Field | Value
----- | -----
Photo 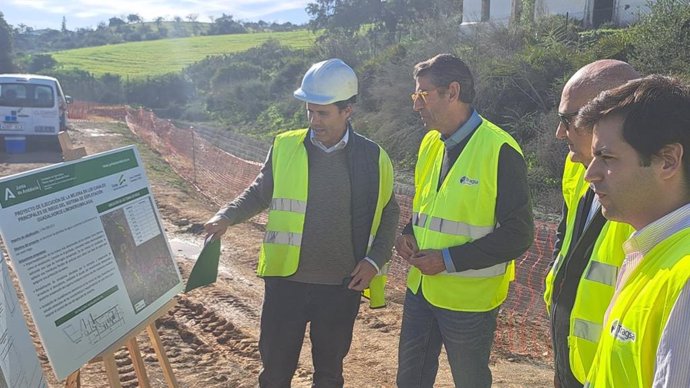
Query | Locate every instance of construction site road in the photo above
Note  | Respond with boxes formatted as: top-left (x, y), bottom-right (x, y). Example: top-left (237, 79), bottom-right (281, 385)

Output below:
top-left (0, 118), bottom-right (554, 387)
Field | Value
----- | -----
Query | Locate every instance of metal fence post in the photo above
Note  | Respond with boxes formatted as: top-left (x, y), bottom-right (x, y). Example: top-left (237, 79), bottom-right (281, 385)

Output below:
top-left (191, 126), bottom-right (196, 184)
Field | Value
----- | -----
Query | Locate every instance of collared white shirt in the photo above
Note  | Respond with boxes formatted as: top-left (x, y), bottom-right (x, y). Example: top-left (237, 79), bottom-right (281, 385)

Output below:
top-left (584, 194), bottom-right (601, 230)
top-left (607, 203), bottom-right (690, 388)
top-left (309, 128), bottom-right (349, 153)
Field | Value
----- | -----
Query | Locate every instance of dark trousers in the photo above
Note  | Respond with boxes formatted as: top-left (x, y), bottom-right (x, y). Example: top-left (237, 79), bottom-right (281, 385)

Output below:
top-left (258, 278), bottom-right (361, 388)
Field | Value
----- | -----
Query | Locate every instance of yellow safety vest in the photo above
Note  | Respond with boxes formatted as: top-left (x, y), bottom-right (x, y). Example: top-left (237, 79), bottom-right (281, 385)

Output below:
top-left (409, 118), bottom-right (521, 312)
top-left (585, 228), bottom-right (690, 388)
top-left (544, 158), bottom-right (633, 382)
top-left (544, 159), bottom-right (590, 311)
top-left (257, 128), bottom-right (394, 307)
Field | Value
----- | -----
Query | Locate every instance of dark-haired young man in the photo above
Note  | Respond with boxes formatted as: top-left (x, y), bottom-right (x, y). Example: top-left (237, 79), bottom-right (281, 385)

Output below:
top-left (205, 58), bottom-right (399, 388)
top-left (578, 75), bottom-right (690, 388)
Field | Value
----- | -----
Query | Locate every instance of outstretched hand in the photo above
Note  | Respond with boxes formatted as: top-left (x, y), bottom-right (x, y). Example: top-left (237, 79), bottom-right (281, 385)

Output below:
top-left (203, 215), bottom-right (230, 241)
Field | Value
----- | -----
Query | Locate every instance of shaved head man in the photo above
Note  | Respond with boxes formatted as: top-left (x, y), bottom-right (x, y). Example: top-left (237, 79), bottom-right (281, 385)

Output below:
top-left (544, 60), bottom-right (639, 388)
top-left (557, 60), bottom-right (641, 165)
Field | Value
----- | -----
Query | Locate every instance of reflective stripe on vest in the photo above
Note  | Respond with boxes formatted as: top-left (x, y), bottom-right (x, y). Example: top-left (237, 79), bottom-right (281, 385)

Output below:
top-left (270, 198), bottom-right (307, 213)
top-left (586, 229), bottom-right (690, 388)
top-left (264, 231), bottom-right (302, 246)
top-left (573, 318), bottom-right (602, 343)
top-left (367, 234), bottom-right (376, 249)
top-left (409, 118), bottom-right (522, 312)
top-left (413, 212), bottom-right (495, 240)
top-left (585, 261), bottom-right (618, 287)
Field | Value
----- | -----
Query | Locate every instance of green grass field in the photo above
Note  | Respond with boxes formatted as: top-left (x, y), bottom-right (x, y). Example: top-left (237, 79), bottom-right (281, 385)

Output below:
top-left (52, 30), bottom-right (316, 78)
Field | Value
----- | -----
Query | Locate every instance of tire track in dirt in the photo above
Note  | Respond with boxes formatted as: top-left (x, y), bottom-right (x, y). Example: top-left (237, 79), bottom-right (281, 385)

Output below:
top-left (358, 310), bottom-right (395, 333)
top-left (155, 293), bottom-right (314, 387)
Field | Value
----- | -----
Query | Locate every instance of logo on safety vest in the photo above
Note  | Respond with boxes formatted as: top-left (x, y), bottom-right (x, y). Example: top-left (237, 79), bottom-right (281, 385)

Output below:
top-left (610, 319), bottom-right (636, 342)
top-left (459, 176), bottom-right (479, 186)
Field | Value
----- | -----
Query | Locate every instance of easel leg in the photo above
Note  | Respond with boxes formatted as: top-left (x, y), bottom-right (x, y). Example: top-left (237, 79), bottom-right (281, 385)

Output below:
top-left (103, 353), bottom-right (123, 388)
top-left (65, 370), bottom-right (81, 388)
top-left (146, 323), bottom-right (179, 388)
top-left (126, 337), bottom-right (151, 388)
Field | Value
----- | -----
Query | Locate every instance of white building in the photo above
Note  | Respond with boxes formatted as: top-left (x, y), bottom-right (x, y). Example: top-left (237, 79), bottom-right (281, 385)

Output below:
top-left (461, 0), bottom-right (652, 27)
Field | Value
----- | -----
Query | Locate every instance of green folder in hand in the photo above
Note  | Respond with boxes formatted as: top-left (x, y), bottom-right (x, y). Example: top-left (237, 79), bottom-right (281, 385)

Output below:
top-left (184, 236), bottom-right (221, 293)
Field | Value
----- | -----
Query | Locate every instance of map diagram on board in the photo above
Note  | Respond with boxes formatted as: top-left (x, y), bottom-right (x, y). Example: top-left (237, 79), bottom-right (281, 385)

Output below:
top-left (101, 197), bottom-right (180, 313)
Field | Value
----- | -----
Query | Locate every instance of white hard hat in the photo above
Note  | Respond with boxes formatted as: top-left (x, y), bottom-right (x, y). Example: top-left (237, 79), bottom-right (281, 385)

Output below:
top-left (294, 58), bottom-right (358, 105)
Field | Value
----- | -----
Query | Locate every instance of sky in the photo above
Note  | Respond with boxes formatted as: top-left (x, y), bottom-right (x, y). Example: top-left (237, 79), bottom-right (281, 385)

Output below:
top-left (0, 0), bottom-right (312, 30)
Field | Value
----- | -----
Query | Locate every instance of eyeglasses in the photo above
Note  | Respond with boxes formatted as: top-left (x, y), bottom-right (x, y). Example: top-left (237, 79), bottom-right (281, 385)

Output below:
top-left (410, 87), bottom-right (443, 104)
top-left (558, 110), bottom-right (580, 131)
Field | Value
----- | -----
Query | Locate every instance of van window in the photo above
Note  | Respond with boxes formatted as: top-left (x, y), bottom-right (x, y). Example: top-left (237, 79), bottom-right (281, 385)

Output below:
top-left (0, 83), bottom-right (55, 108)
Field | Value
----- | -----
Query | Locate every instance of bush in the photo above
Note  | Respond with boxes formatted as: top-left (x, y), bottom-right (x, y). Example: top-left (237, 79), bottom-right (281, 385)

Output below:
top-left (629, 0), bottom-right (690, 76)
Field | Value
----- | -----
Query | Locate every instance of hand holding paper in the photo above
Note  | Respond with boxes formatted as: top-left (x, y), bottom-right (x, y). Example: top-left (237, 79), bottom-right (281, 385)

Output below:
top-left (184, 235), bottom-right (221, 293)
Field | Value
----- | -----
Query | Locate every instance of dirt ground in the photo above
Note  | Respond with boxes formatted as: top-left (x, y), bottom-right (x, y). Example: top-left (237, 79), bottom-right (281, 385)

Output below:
top-left (0, 119), bottom-right (554, 387)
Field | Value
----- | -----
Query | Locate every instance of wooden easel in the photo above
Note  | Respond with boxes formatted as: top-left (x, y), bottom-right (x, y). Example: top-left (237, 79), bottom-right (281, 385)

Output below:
top-left (64, 300), bottom-right (179, 388)
top-left (58, 131), bottom-right (179, 388)
top-left (57, 131), bottom-right (87, 161)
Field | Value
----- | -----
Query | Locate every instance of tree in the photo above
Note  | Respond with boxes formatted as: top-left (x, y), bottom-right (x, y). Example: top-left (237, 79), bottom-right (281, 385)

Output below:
top-left (27, 54), bottom-right (57, 72)
top-left (61, 16), bottom-right (68, 32)
top-left (187, 14), bottom-right (200, 35)
top-left (127, 14), bottom-right (142, 24)
top-left (307, 0), bottom-right (445, 36)
top-left (208, 14), bottom-right (246, 35)
top-left (109, 17), bottom-right (126, 28)
top-left (0, 12), bottom-right (15, 73)
top-left (629, 0), bottom-right (690, 76)
top-left (307, 0), bottom-right (379, 35)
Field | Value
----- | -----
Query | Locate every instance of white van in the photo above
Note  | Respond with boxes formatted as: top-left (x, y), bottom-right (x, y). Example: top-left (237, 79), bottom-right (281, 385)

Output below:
top-left (0, 74), bottom-right (70, 137)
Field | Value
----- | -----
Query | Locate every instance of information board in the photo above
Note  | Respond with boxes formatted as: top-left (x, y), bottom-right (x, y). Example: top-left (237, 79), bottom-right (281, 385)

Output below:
top-left (0, 145), bottom-right (183, 380)
top-left (0, 251), bottom-right (47, 388)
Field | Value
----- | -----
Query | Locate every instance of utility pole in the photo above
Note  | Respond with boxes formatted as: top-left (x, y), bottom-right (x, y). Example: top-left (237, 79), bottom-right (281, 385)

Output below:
top-left (481, 0), bottom-right (491, 22)
top-left (457, 0), bottom-right (465, 23)
top-left (511, 0), bottom-right (523, 26)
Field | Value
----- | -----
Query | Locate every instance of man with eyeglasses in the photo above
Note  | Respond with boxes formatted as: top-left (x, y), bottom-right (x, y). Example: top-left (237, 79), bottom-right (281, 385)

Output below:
top-left (543, 60), bottom-right (639, 388)
top-left (204, 58), bottom-right (399, 388)
top-left (395, 53), bottom-right (534, 388)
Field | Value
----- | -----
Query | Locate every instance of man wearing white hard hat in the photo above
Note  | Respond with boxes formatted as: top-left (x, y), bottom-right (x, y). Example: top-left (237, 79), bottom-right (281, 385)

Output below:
top-left (205, 58), bottom-right (399, 388)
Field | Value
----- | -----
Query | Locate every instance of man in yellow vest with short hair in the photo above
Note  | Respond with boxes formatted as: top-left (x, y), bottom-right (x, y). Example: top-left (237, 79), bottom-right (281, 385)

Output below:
top-left (204, 58), bottom-right (399, 388)
top-left (395, 53), bottom-right (534, 388)
top-left (578, 75), bottom-right (690, 387)
top-left (544, 60), bottom-right (639, 388)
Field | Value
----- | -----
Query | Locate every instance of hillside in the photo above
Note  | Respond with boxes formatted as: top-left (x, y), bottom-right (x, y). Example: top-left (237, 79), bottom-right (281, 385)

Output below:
top-left (51, 30), bottom-right (317, 78)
